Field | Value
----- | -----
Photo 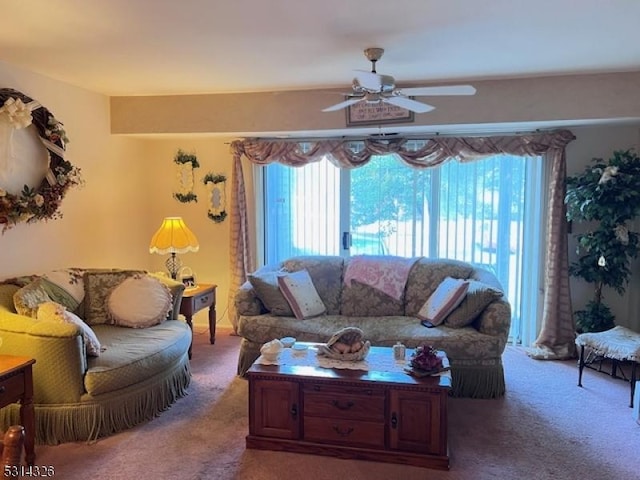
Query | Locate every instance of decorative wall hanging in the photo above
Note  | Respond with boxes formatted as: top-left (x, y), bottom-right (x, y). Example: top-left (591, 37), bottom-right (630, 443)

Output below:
top-left (173, 149), bottom-right (199, 203)
top-left (203, 172), bottom-right (227, 223)
top-left (0, 88), bottom-right (83, 232)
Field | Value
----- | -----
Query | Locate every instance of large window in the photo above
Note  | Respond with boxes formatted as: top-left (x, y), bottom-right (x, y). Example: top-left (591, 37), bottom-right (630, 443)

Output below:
top-left (261, 152), bottom-right (544, 342)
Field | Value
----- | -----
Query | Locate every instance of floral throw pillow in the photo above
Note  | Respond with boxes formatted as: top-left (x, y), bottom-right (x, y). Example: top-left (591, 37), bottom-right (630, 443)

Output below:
top-left (417, 277), bottom-right (469, 327)
top-left (13, 278), bottom-right (53, 318)
top-left (43, 268), bottom-right (87, 316)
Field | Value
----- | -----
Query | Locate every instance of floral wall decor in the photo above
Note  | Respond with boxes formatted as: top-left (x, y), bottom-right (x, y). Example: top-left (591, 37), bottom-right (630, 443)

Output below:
top-left (203, 172), bottom-right (227, 223)
top-left (0, 88), bottom-right (83, 232)
top-left (173, 149), bottom-right (199, 203)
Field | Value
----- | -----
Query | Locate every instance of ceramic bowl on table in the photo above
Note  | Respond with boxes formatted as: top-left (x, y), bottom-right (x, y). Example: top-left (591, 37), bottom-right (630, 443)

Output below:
top-left (291, 343), bottom-right (309, 356)
top-left (261, 352), bottom-right (280, 362)
top-left (260, 339), bottom-right (284, 362)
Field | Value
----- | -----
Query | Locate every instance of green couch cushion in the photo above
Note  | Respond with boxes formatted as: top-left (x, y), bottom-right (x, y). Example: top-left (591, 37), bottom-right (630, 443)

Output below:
top-left (84, 320), bottom-right (191, 396)
top-left (247, 270), bottom-right (293, 316)
top-left (445, 280), bottom-right (504, 328)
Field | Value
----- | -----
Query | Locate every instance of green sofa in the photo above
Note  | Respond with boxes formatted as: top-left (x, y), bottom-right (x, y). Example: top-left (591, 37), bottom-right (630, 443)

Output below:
top-left (0, 269), bottom-right (192, 445)
top-left (235, 256), bottom-right (511, 398)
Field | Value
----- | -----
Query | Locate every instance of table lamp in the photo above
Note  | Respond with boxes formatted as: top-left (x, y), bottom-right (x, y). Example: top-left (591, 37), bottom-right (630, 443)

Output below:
top-left (149, 217), bottom-right (200, 279)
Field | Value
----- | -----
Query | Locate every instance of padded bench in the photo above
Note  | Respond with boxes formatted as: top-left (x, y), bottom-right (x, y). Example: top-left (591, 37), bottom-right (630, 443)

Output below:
top-left (576, 326), bottom-right (640, 408)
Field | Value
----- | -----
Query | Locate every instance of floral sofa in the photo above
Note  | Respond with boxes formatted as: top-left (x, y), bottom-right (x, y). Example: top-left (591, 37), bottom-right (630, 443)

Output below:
top-left (235, 256), bottom-right (511, 398)
top-left (0, 268), bottom-right (192, 445)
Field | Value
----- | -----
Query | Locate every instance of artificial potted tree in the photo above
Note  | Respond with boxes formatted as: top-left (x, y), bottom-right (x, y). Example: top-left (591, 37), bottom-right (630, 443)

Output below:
top-left (565, 149), bottom-right (640, 332)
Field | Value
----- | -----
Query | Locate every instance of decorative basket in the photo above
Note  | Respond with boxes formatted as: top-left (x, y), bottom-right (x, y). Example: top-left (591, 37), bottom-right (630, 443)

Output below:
top-left (317, 326), bottom-right (370, 362)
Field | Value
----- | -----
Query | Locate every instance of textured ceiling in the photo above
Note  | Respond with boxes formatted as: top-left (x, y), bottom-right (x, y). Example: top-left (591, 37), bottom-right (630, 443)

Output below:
top-left (1, 0), bottom-right (639, 97)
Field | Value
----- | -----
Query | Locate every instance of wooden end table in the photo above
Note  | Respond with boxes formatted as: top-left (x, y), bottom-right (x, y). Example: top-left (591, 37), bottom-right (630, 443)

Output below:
top-left (246, 344), bottom-right (451, 470)
top-left (0, 355), bottom-right (36, 465)
top-left (179, 283), bottom-right (217, 358)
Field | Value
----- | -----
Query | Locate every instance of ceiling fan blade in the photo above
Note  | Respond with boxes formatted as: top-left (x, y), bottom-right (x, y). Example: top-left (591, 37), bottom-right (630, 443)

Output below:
top-left (321, 97), bottom-right (363, 112)
top-left (383, 96), bottom-right (435, 113)
top-left (396, 85), bottom-right (476, 96)
top-left (353, 70), bottom-right (383, 91)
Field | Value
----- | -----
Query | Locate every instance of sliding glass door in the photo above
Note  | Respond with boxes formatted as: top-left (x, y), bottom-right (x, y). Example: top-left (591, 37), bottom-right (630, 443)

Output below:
top-left (261, 152), bottom-right (543, 343)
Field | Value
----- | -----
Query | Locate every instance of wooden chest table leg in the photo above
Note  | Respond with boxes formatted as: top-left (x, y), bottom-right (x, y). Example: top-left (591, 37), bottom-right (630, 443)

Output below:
top-left (21, 364), bottom-right (36, 465)
top-left (209, 303), bottom-right (216, 344)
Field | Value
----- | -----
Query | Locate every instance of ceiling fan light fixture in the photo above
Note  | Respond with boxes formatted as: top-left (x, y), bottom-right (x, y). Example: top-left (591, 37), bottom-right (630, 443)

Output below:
top-left (364, 93), bottom-right (382, 104)
top-left (364, 47), bottom-right (385, 63)
top-left (322, 47), bottom-right (476, 114)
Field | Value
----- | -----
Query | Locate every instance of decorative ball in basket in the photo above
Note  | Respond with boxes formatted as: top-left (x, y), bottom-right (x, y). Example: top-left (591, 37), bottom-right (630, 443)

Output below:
top-left (317, 326), bottom-right (370, 361)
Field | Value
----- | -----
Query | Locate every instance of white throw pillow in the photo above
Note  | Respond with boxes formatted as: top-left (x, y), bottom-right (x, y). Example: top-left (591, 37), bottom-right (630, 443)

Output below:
top-left (417, 277), bottom-right (470, 326)
top-left (277, 269), bottom-right (326, 320)
top-left (37, 301), bottom-right (102, 357)
top-left (108, 275), bottom-right (172, 328)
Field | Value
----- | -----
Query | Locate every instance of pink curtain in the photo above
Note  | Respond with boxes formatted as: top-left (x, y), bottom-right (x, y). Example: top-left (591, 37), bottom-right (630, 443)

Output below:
top-left (228, 131), bottom-right (576, 359)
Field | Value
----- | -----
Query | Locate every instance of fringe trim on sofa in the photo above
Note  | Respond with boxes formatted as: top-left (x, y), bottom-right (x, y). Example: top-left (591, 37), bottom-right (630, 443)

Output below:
top-left (0, 360), bottom-right (191, 445)
top-left (450, 364), bottom-right (506, 398)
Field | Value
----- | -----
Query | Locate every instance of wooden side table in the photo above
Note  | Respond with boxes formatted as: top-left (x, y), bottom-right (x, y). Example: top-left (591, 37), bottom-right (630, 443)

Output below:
top-left (0, 355), bottom-right (36, 465)
top-left (179, 283), bottom-right (217, 358)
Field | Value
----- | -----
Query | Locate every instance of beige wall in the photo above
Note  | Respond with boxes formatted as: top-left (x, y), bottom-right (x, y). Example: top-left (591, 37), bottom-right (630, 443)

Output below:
top-left (110, 72), bottom-right (640, 136)
top-left (0, 61), bottom-right (154, 276)
top-left (139, 137), bottom-right (235, 328)
top-left (3, 57), bottom-right (640, 333)
top-left (565, 125), bottom-right (640, 331)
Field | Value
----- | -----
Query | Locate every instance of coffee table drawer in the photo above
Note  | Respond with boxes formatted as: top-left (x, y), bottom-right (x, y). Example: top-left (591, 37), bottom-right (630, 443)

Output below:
top-left (304, 416), bottom-right (385, 448)
top-left (304, 391), bottom-right (384, 421)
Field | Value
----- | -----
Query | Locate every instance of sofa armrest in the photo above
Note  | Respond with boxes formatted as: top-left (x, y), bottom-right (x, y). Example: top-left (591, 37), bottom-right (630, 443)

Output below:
top-left (475, 299), bottom-right (512, 351)
top-left (235, 281), bottom-right (266, 316)
top-left (469, 267), bottom-right (512, 350)
top-left (148, 272), bottom-right (186, 320)
top-left (0, 308), bottom-right (87, 404)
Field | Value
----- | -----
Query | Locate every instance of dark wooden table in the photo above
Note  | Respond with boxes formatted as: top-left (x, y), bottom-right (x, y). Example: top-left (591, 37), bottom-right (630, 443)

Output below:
top-left (0, 355), bottom-right (36, 465)
top-left (179, 283), bottom-right (216, 358)
top-left (246, 344), bottom-right (451, 470)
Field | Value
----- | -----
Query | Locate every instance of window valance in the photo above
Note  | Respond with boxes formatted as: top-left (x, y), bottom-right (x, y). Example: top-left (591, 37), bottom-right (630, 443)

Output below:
top-left (228, 129), bottom-right (577, 361)
top-left (230, 129), bottom-right (576, 169)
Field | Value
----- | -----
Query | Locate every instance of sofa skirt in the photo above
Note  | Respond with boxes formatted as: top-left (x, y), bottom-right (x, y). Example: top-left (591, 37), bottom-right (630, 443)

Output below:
top-left (0, 352), bottom-right (191, 445)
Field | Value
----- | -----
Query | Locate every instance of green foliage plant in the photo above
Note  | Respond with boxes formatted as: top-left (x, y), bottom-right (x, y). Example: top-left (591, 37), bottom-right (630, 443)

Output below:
top-left (565, 149), bottom-right (640, 332)
top-left (173, 149), bottom-right (199, 168)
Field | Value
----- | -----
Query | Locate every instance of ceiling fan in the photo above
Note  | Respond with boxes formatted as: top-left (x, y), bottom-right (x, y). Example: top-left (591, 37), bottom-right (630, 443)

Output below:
top-left (322, 47), bottom-right (476, 114)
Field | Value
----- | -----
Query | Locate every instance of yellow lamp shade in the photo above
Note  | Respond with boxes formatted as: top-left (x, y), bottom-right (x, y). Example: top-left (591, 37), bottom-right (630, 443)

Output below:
top-left (149, 217), bottom-right (199, 254)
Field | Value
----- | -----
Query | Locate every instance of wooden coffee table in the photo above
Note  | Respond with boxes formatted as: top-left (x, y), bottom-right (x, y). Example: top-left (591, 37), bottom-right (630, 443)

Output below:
top-left (246, 344), bottom-right (451, 470)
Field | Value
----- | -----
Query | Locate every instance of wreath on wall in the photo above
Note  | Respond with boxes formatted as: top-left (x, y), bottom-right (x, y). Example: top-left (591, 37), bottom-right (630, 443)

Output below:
top-left (203, 172), bottom-right (227, 223)
top-left (0, 88), bottom-right (83, 232)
